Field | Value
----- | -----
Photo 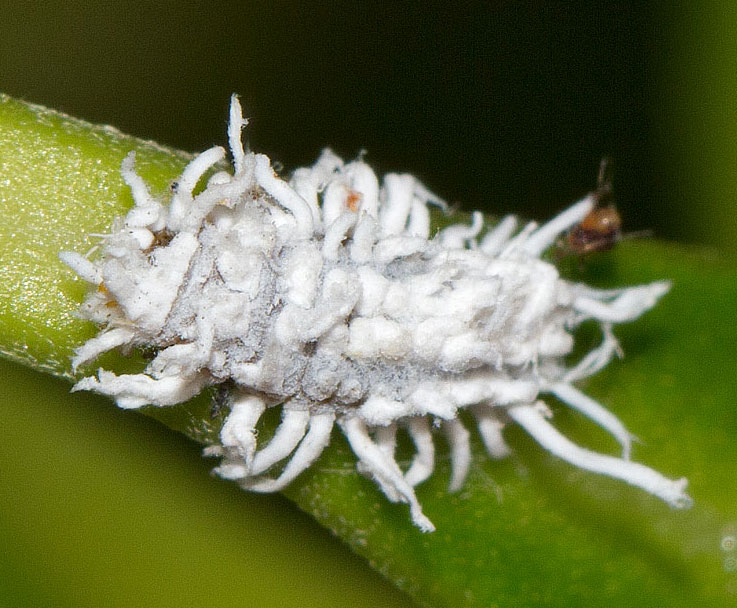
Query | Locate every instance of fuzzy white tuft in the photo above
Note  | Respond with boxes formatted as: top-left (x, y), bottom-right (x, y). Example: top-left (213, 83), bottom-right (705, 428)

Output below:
top-left (63, 95), bottom-right (690, 531)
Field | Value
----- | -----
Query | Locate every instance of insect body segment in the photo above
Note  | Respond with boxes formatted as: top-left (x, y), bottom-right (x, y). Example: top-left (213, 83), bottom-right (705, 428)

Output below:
top-left (567, 205), bottom-right (622, 255)
top-left (63, 97), bottom-right (690, 532)
top-left (563, 158), bottom-right (624, 256)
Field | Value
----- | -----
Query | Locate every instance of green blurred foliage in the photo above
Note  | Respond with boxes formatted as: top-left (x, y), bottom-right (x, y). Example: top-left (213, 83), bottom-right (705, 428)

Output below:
top-left (655, 3), bottom-right (737, 254)
top-left (0, 360), bottom-right (411, 608)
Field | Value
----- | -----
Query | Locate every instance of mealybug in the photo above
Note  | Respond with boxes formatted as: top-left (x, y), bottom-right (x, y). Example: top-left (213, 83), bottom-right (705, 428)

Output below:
top-left (61, 97), bottom-right (690, 531)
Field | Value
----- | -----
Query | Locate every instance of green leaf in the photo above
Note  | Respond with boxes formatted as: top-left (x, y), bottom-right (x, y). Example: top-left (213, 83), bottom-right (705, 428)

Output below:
top-left (1, 94), bottom-right (735, 607)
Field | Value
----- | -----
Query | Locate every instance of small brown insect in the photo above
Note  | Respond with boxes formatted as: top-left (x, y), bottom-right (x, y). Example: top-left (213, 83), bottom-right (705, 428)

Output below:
top-left (144, 227), bottom-right (175, 253)
top-left (565, 158), bottom-right (622, 255)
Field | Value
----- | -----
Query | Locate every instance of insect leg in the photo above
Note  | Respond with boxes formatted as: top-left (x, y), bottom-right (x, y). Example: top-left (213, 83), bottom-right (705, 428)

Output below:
top-left (404, 417), bottom-right (435, 487)
top-left (73, 369), bottom-right (208, 409)
top-left (374, 423), bottom-right (398, 460)
top-left (379, 174), bottom-right (414, 235)
top-left (479, 215), bottom-right (517, 256)
top-left (214, 392), bottom-right (266, 480)
top-left (472, 405), bottom-right (511, 459)
top-left (508, 403), bottom-right (692, 508)
top-left (71, 328), bottom-right (135, 371)
top-left (322, 210), bottom-right (357, 260)
top-left (251, 404), bottom-right (311, 475)
top-left (572, 281), bottom-right (671, 323)
top-left (168, 146), bottom-right (226, 230)
top-left (444, 418), bottom-right (471, 492)
top-left (340, 416), bottom-right (436, 532)
top-left (406, 198), bottom-right (430, 238)
top-left (227, 94), bottom-right (248, 175)
top-left (549, 382), bottom-right (635, 460)
top-left (245, 412), bottom-right (335, 492)
top-left (437, 211), bottom-right (482, 249)
top-left (522, 196), bottom-right (595, 257)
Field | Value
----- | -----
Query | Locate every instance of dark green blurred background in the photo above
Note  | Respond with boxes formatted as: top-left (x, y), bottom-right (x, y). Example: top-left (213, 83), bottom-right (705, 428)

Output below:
top-left (1, 2), bottom-right (736, 607)
top-left (2, 1), bottom-right (735, 253)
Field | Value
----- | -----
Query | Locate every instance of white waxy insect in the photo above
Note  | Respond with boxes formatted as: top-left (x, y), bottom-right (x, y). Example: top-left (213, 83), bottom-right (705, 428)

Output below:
top-left (63, 95), bottom-right (691, 532)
